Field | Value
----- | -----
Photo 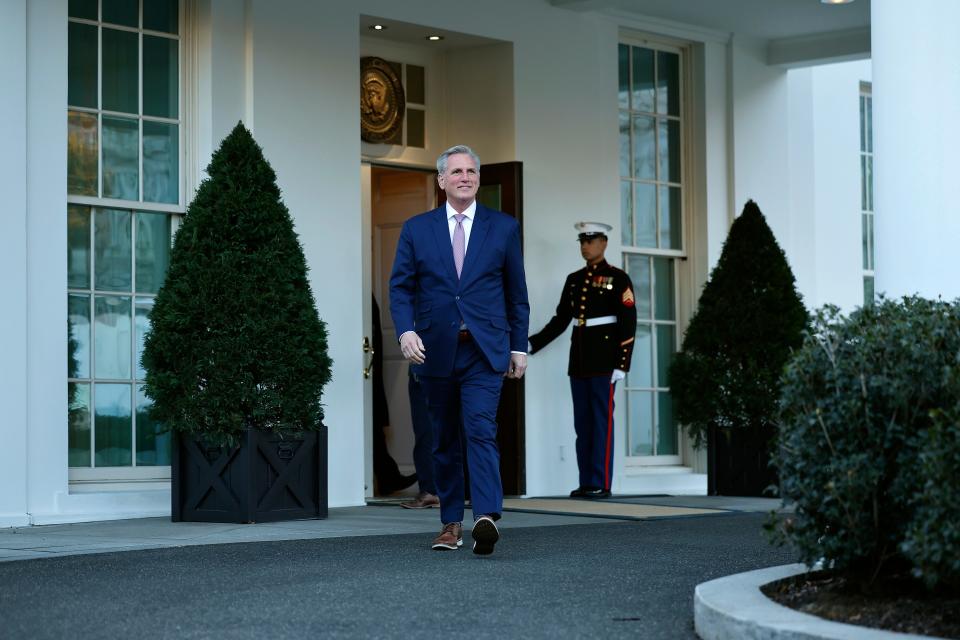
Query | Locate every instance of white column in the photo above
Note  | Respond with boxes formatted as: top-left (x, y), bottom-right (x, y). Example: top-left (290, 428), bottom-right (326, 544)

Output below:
top-left (872, 0), bottom-right (960, 299)
top-left (25, 0), bottom-right (70, 521)
top-left (0, 0), bottom-right (30, 527)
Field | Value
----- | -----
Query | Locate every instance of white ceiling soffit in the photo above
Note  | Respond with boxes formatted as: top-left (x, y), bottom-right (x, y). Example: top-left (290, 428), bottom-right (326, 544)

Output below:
top-left (550, 0), bottom-right (871, 66)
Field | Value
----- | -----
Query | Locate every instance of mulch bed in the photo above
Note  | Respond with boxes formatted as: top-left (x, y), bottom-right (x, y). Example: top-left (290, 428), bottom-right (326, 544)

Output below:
top-left (762, 570), bottom-right (960, 639)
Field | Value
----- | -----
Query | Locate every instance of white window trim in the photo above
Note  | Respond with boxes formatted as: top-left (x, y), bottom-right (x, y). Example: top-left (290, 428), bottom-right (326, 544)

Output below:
top-left (67, 1), bottom-right (194, 487)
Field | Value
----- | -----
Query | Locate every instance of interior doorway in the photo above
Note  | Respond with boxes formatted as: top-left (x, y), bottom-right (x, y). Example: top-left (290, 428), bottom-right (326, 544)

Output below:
top-left (368, 161), bottom-right (526, 498)
top-left (370, 166), bottom-right (435, 497)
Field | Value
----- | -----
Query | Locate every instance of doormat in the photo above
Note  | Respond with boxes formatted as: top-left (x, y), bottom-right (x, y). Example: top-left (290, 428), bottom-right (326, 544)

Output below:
top-left (501, 498), bottom-right (727, 521)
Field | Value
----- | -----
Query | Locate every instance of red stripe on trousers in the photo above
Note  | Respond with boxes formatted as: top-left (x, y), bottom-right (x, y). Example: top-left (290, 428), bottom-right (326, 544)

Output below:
top-left (603, 381), bottom-right (614, 491)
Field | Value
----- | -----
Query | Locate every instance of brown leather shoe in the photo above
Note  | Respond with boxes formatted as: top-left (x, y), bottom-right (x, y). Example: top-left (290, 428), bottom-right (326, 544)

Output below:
top-left (400, 492), bottom-right (440, 509)
top-left (471, 515), bottom-right (499, 556)
top-left (431, 522), bottom-right (462, 551)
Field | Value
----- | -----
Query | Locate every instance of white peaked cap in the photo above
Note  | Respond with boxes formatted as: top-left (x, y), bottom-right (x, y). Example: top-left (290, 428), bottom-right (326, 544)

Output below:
top-left (574, 221), bottom-right (613, 236)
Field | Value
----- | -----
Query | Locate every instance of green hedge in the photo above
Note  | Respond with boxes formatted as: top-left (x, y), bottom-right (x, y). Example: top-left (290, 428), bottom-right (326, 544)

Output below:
top-left (142, 123), bottom-right (331, 446)
top-left (771, 297), bottom-right (960, 589)
top-left (670, 200), bottom-right (806, 447)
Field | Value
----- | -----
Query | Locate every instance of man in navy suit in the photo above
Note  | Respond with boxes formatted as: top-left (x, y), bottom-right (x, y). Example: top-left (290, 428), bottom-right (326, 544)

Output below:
top-left (390, 145), bottom-right (529, 555)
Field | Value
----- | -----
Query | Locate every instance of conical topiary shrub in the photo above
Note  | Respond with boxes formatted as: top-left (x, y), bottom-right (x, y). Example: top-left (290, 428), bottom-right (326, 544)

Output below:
top-left (669, 200), bottom-right (807, 495)
top-left (142, 122), bottom-right (331, 447)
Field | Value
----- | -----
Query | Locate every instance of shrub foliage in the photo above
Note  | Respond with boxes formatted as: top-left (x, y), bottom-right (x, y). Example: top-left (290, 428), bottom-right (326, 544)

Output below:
top-left (772, 297), bottom-right (960, 588)
top-left (669, 200), bottom-right (807, 446)
top-left (142, 122), bottom-right (331, 446)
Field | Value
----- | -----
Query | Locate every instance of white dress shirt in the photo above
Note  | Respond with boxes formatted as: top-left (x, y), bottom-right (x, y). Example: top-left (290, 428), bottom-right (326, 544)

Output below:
top-left (446, 200), bottom-right (476, 251)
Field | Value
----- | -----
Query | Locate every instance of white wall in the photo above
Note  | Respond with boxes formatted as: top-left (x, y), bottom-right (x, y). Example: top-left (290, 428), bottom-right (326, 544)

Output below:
top-left (0, 0), bottom-right (30, 527)
top-left (809, 60), bottom-right (871, 311)
top-left (25, 0), bottom-right (70, 522)
top-left (247, 1), bottom-right (366, 506)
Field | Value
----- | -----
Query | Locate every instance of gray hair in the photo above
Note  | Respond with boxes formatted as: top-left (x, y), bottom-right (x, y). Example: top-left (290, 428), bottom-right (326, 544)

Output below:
top-left (436, 145), bottom-right (480, 174)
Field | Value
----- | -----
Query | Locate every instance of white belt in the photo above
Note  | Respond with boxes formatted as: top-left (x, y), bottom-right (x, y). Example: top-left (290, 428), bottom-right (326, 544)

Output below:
top-left (577, 315), bottom-right (617, 327)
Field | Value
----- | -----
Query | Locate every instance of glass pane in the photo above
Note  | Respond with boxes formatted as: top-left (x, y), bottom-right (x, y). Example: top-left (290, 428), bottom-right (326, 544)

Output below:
top-left (866, 97), bottom-right (873, 154)
top-left (143, 36), bottom-right (179, 118)
top-left (68, 293), bottom-right (92, 379)
top-left (632, 116), bottom-right (655, 180)
top-left (618, 44), bottom-right (629, 110)
top-left (863, 276), bottom-right (874, 307)
top-left (68, 111), bottom-right (99, 196)
top-left (624, 254), bottom-right (651, 319)
top-left (656, 392), bottom-right (678, 455)
top-left (628, 391), bottom-right (653, 456)
top-left (867, 215), bottom-right (874, 270)
top-left (659, 186), bottom-right (682, 250)
top-left (69, 0), bottom-right (98, 20)
top-left (136, 385), bottom-right (170, 465)
top-left (860, 155), bottom-right (867, 211)
top-left (629, 324), bottom-right (653, 388)
top-left (68, 382), bottom-right (92, 467)
top-left (862, 214), bottom-right (869, 270)
top-left (631, 47), bottom-right (654, 113)
top-left (653, 257), bottom-right (675, 321)
top-left (620, 180), bottom-right (633, 246)
top-left (406, 64), bottom-right (425, 104)
top-left (406, 108), bottom-right (425, 149)
top-left (635, 182), bottom-right (656, 247)
top-left (102, 28), bottom-right (139, 114)
top-left (68, 22), bottom-right (98, 108)
top-left (68, 205), bottom-right (92, 288)
top-left (103, 116), bottom-right (139, 200)
top-left (865, 155), bottom-right (873, 211)
top-left (95, 383), bottom-right (133, 467)
top-left (94, 208), bottom-right (132, 291)
top-left (94, 295), bottom-right (132, 379)
top-left (477, 185), bottom-right (502, 211)
top-left (134, 297), bottom-right (153, 379)
top-left (657, 51), bottom-right (680, 116)
top-left (658, 118), bottom-right (681, 183)
top-left (860, 96), bottom-right (867, 152)
top-left (135, 213), bottom-right (171, 293)
top-left (103, 0), bottom-right (138, 27)
top-left (656, 324), bottom-right (676, 387)
top-left (144, 0), bottom-right (178, 34)
top-left (619, 112), bottom-right (630, 178)
top-left (143, 121), bottom-right (178, 204)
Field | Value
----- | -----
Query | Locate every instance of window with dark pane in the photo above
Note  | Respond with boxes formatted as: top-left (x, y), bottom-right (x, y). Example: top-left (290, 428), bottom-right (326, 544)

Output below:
top-left (66, 2), bottom-right (182, 472)
top-left (619, 41), bottom-right (683, 458)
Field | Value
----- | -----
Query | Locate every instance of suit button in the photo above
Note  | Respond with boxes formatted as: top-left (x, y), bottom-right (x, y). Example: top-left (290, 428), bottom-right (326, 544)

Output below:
top-left (455, 295), bottom-right (460, 300)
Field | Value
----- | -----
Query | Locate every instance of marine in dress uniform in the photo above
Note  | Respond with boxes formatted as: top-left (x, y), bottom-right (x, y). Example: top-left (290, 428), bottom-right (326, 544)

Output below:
top-left (528, 222), bottom-right (637, 498)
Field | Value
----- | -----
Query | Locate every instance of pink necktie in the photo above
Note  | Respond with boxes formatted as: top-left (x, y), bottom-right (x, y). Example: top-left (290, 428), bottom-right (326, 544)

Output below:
top-left (453, 214), bottom-right (466, 278)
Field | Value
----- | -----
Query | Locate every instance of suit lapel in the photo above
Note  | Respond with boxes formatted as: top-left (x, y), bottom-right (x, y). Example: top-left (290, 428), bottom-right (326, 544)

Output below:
top-left (460, 205), bottom-right (491, 287)
top-left (430, 208), bottom-right (459, 281)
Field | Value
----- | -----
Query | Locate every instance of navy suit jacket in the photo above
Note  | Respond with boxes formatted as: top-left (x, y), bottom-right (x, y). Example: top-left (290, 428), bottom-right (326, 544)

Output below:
top-left (389, 204), bottom-right (530, 377)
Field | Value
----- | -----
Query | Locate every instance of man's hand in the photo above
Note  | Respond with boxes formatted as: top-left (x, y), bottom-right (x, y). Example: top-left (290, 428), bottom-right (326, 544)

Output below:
top-left (611, 369), bottom-right (626, 383)
top-left (507, 353), bottom-right (527, 379)
top-left (399, 331), bottom-right (426, 364)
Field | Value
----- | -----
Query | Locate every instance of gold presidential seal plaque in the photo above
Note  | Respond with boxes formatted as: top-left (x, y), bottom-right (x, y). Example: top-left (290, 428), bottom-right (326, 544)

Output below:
top-left (360, 57), bottom-right (406, 144)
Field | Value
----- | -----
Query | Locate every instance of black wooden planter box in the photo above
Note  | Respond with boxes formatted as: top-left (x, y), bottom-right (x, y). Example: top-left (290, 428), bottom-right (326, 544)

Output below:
top-left (707, 423), bottom-right (776, 497)
top-left (172, 426), bottom-right (327, 523)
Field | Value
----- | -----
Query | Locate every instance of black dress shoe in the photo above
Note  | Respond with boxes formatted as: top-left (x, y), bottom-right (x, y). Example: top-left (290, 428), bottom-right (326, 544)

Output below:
top-left (569, 487), bottom-right (587, 498)
top-left (582, 488), bottom-right (611, 499)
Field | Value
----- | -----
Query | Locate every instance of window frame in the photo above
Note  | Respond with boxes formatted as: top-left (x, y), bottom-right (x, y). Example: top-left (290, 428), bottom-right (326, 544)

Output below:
top-left (618, 36), bottom-right (689, 466)
top-left (67, 0), bottom-right (189, 485)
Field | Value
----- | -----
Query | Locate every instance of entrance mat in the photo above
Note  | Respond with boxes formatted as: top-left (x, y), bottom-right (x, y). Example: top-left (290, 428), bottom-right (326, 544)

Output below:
top-left (502, 498), bottom-right (727, 521)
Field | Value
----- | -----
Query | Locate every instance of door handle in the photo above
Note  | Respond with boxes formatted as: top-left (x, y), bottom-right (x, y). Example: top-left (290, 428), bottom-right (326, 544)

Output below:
top-left (362, 336), bottom-right (374, 379)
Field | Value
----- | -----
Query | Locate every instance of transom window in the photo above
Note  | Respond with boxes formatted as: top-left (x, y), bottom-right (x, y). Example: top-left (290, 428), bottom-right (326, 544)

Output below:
top-left (67, 0), bottom-right (183, 480)
top-left (618, 41), bottom-right (684, 462)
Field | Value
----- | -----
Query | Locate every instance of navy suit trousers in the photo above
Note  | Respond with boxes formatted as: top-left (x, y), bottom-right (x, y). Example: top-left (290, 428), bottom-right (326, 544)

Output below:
top-left (418, 337), bottom-right (504, 524)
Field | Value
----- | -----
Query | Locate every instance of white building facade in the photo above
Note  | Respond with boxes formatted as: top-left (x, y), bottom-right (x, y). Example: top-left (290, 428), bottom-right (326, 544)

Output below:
top-left (2, 0), bottom-right (950, 527)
